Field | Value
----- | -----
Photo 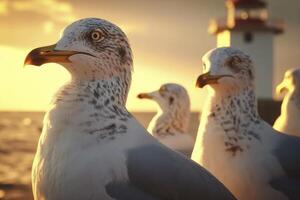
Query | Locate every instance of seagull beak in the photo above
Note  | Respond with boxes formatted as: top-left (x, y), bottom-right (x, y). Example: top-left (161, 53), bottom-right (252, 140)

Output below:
top-left (137, 93), bottom-right (152, 99)
top-left (196, 72), bottom-right (233, 88)
top-left (276, 80), bottom-right (287, 94)
top-left (24, 44), bottom-right (91, 67)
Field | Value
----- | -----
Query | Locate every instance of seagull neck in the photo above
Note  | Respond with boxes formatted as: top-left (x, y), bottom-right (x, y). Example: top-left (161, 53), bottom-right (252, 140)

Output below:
top-left (283, 88), bottom-right (300, 112)
top-left (153, 107), bottom-right (190, 136)
top-left (55, 72), bottom-right (131, 108)
top-left (49, 75), bottom-right (133, 142)
top-left (208, 87), bottom-right (259, 119)
top-left (202, 87), bottom-right (262, 155)
top-left (290, 88), bottom-right (300, 107)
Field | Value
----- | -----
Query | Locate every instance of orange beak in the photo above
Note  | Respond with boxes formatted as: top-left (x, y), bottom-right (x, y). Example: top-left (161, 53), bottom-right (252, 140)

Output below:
top-left (196, 72), bottom-right (233, 88)
top-left (137, 93), bottom-right (153, 99)
top-left (24, 44), bottom-right (94, 67)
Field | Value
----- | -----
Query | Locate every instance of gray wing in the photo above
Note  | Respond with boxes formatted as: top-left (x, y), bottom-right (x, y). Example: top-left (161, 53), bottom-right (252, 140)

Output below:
top-left (271, 132), bottom-right (300, 199)
top-left (270, 177), bottom-right (300, 200)
top-left (272, 133), bottom-right (300, 179)
top-left (105, 182), bottom-right (157, 200)
top-left (107, 143), bottom-right (236, 200)
top-left (177, 148), bottom-right (193, 158)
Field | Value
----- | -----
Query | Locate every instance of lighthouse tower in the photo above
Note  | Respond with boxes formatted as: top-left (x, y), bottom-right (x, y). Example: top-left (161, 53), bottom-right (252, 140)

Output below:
top-left (209, 0), bottom-right (284, 99)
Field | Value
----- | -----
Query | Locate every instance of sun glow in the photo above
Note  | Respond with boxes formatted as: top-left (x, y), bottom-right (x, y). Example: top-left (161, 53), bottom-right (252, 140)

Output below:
top-left (43, 21), bottom-right (54, 34)
top-left (0, 0), bottom-right (214, 112)
top-left (0, 45), bottom-right (70, 111)
top-left (0, 45), bottom-right (204, 112)
top-left (0, 0), bottom-right (8, 15)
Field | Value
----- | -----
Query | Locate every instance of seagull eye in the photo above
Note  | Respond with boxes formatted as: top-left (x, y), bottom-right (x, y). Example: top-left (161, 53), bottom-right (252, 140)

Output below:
top-left (90, 30), bottom-right (104, 42)
top-left (159, 86), bottom-right (167, 94)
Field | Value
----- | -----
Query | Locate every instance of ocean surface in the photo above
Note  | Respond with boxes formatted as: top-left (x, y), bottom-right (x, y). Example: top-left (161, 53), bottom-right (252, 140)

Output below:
top-left (0, 111), bottom-right (199, 200)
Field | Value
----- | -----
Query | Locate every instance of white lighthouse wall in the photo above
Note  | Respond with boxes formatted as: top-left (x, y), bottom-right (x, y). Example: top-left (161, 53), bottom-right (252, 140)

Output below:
top-left (217, 31), bottom-right (274, 99)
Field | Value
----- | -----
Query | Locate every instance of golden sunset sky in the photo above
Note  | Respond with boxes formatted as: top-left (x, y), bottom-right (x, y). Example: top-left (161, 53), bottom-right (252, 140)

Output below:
top-left (0, 0), bottom-right (300, 111)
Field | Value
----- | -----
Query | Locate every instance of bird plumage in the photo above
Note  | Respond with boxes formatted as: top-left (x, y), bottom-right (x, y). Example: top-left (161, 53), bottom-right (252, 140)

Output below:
top-left (26, 18), bottom-right (235, 200)
top-left (192, 47), bottom-right (300, 200)
top-left (137, 83), bottom-right (194, 156)
top-left (274, 68), bottom-right (300, 136)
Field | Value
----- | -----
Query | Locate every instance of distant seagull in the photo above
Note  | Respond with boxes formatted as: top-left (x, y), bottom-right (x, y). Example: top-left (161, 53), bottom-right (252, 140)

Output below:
top-left (192, 47), bottom-right (300, 200)
top-left (273, 68), bottom-right (300, 136)
top-left (137, 83), bottom-right (194, 157)
top-left (24, 18), bottom-right (236, 200)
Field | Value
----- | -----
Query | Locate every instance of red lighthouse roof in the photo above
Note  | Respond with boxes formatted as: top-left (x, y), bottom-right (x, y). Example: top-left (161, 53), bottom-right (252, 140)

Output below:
top-left (228, 0), bottom-right (266, 9)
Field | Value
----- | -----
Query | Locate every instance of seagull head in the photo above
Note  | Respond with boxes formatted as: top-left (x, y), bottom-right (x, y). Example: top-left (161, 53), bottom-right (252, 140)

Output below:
top-left (24, 18), bottom-right (133, 80)
top-left (137, 83), bottom-right (190, 113)
top-left (276, 68), bottom-right (300, 95)
top-left (196, 47), bottom-right (254, 94)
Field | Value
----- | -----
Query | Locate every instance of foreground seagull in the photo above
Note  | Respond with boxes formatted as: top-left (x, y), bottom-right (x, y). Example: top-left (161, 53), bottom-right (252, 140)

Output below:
top-left (137, 83), bottom-right (194, 156)
top-left (192, 47), bottom-right (300, 200)
top-left (273, 68), bottom-right (300, 136)
top-left (24, 18), bottom-right (235, 200)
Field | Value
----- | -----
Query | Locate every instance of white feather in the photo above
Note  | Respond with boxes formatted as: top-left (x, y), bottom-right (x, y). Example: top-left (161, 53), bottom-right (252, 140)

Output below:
top-left (274, 68), bottom-right (300, 136)
top-left (138, 83), bottom-right (194, 156)
top-left (192, 47), bottom-right (291, 200)
top-left (32, 82), bottom-right (157, 200)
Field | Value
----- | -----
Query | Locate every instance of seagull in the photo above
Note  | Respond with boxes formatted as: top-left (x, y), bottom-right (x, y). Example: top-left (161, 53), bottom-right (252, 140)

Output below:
top-left (191, 47), bottom-right (300, 200)
top-left (24, 18), bottom-right (236, 200)
top-left (137, 83), bottom-right (194, 157)
top-left (273, 68), bottom-right (300, 137)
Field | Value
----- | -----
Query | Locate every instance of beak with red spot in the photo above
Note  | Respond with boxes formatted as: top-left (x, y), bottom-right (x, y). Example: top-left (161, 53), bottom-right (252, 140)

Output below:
top-left (196, 72), bottom-right (234, 88)
top-left (137, 93), bottom-right (153, 99)
top-left (24, 44), bottom-right (94, 67)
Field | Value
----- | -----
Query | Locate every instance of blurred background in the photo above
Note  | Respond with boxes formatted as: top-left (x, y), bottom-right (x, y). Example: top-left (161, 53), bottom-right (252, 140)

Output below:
top-left (0, 0), bottom-right (299, 199)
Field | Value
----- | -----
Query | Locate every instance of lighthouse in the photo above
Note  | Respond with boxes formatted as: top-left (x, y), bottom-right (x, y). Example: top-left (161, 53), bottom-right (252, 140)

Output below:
top-left (208, 0), bottom-right (284, 99)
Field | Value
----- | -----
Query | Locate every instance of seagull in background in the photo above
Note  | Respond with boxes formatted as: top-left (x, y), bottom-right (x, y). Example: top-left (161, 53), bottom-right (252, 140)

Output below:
top-left (192, 47), bottom-right (300, 200)
top-left (137, 83), bottom-right (194, 157)
top-left (24, 18), bottom-right (236, 200)
top-left (273, 68), bottom-right (300, 137)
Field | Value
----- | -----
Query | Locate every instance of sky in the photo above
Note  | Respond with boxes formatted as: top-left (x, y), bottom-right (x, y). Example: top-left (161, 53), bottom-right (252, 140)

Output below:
top-left (0, 0), bottom-right (300, 111)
